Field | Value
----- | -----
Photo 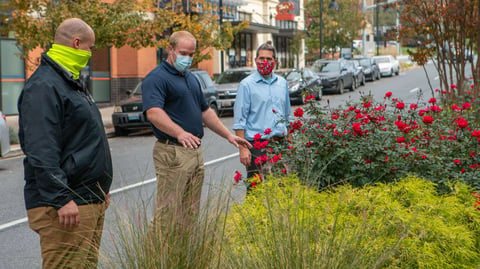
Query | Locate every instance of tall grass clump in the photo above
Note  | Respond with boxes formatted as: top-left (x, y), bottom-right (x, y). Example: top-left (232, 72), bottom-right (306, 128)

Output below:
top-left (222, 175), bottom-right (480, 268)
top-left (100, 180), bottom-right (235, 269)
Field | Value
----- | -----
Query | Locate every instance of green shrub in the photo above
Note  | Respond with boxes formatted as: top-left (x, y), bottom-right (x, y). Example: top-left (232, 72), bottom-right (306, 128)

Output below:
top-left (222, 175), bottom-right (480, 268)
top-left (9, 127), bottom-right (18, 144)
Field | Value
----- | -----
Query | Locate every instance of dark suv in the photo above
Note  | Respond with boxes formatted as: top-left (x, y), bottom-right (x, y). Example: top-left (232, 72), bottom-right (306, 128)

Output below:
top-left (311, 59), bottom-right (355, 94)
top-left (112, 69), bottom-right (219, 136)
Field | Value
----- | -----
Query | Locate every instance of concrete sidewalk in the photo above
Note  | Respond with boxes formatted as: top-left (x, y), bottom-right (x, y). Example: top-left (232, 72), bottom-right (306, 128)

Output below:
top-left (4, 105), bottom-right (115, 157)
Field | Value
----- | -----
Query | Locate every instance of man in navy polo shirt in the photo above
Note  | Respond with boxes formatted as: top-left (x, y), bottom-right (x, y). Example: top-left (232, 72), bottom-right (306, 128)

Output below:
top-left (142, 31), bottom-right (251, 237)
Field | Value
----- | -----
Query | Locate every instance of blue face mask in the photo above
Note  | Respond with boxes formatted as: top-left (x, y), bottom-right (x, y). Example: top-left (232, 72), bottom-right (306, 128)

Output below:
top-left (173, 54), bottom-right (193, 72)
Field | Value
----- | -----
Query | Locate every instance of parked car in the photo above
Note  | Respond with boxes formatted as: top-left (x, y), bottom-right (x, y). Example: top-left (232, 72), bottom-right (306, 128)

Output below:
top-left (345, 60), bottom-right (365, 88)
top-left (112, 69), bottom-right (219, 136)
top-left (354, 56), bottom-right (381, 81)
top-left (284, 68), bottom-right (323, 104)
top-left (311, 59), bottom-right (355, 94)
top-left (215, 68), bottom-right (255, 115)
top-left (372, 55), bottom-right (399, 77)
top-left (0, 110), bottom-right (10, 157)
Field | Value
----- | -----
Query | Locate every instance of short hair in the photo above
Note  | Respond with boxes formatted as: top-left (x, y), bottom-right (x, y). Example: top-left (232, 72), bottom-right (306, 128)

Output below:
top-left (256, 41), bottom-right (277, 59)
top-left (169, 31), bottom-right (196, 49)
top-left (54, 18), bottom-right (94, 47)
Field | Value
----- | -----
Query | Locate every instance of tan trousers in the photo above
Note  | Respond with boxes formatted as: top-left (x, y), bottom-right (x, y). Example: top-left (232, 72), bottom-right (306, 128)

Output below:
top-left (152, 141), bottom-right (204, 233)
top-left (27, 203), bottom-right (106, 269)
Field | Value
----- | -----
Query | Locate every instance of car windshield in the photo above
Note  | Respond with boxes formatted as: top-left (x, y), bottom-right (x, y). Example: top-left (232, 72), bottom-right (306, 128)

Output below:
top-left (217, 71), bottom-right (251, 84)
top-left (357, 59), bottom-right (371, 66)
top-left (374, 57), bottom-right (389, 63)
top-left (285, 71), bottom-right (302, 81)
top-left (132, 83), bottom-right (142, 96)
top-left (311, 62), bottom-right (339, 73)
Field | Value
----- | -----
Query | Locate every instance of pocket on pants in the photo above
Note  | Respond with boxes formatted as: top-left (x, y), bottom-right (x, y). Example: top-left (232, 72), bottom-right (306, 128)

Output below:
top-left (27, 207), bottom-right (58, 232)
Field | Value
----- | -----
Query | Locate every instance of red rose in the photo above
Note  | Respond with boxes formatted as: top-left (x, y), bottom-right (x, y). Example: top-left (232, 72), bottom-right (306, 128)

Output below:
top-left (422, 115), bottom-right (434, 124)
top-left (264, 128), bottom-right (272, 135)
top-left (396, 136), bottom-right (405, 143)
top-left (456, 118), bottom-right (468, 128)
top-left (294, 107), bottom-right (304, 117)
top-left (234, 171), bottom-right (242, 183)
top-left (385, 92), bottom-right (392, 98)
top-left (396, 102), bottom-right (405, 109)
top-left (253, 133), bottom-right (262, 141)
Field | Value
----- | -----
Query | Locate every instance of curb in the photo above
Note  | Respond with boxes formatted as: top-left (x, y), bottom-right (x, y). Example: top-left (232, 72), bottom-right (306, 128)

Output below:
top-left (1, 129), bottom-right (116, 160)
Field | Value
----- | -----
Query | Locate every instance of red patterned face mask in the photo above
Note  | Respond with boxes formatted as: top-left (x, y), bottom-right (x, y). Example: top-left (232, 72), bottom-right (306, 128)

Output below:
top-left (256, 60), bottom-right (275, 76)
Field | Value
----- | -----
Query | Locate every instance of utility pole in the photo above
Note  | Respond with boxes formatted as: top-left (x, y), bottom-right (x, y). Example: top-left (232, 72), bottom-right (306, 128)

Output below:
top-left (319, 0), bottom-right (323, 59)
top-left (219, 0), bottom-right (224, 73)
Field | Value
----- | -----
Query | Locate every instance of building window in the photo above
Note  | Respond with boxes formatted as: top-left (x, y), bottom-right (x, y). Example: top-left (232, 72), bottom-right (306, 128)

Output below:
top-left (228, 32), bottom-right (253, 69)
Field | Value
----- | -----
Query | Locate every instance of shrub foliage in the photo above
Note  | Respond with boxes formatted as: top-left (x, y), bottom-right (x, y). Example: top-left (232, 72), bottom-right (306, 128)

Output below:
top-left (223, 175), bottom-right (480, 268)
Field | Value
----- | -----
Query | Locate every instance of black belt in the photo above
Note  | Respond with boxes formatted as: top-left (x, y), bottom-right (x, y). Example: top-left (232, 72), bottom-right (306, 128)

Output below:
top-left (157, 137), bottom-right (183, 146)
top-left (249, 136), bottom-right (285, 143)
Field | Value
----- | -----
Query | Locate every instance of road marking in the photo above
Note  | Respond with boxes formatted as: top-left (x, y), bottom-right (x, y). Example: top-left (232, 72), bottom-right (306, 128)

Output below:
top-left (0, 152), bottom-right (239, 232)
top-left (409, 87), bottom-right (420, 93)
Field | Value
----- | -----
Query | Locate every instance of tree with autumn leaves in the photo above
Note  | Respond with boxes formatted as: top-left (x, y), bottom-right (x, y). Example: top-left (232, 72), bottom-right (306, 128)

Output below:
top-left (400, 0), bottom-right (479, 104)
top-left (304, 0), bottom-right (364, 61)
top-left (0, 0), bottom-right (248, 66)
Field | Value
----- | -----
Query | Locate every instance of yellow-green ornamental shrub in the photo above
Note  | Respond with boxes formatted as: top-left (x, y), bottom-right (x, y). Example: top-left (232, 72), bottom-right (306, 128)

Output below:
top-left (222, 175), bottom-right (480, 269)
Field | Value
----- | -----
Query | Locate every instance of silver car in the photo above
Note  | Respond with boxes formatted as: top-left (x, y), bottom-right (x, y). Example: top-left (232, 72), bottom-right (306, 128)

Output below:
top-left (0, 110), bottom-right (10, 157)
top-left (215, 68), bottom-right (255, 115)
top-left (372, 55), bottom-right (400, 77)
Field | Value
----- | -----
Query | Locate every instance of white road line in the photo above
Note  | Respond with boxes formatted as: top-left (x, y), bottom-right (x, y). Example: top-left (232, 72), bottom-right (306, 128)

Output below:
top-left (0, 152), bottom-right (239, 231)
top-left (409, 87), bottom-right (420, 93)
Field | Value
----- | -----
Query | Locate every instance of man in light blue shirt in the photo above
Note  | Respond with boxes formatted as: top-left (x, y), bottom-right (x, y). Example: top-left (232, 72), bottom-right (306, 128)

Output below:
top-left (233, 42), bottom-right (291, 178)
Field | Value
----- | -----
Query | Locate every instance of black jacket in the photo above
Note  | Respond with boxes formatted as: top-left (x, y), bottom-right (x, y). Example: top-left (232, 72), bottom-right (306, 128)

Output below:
top-left (18, 54), bottom-right (113, 210)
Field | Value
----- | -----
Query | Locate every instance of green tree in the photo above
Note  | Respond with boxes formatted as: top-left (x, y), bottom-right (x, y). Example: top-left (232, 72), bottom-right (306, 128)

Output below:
top-left (401, 0), bottom-right (479, 103)
top-left (0, 0), bottom-right (248, 66)
top-left (305, 0), bottom-right (364, 60)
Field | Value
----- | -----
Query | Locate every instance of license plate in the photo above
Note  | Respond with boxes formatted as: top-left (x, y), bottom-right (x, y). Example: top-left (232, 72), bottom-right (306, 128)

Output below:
top-left (223, 101), bottom-right (232, 107)
top-left (128, 114), bottom-right (140, 121)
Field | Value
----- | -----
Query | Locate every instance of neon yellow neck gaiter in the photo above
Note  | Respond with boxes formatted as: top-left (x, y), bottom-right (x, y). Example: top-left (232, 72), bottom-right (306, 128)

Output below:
top-left (47, 44), bottom-right (91, 80)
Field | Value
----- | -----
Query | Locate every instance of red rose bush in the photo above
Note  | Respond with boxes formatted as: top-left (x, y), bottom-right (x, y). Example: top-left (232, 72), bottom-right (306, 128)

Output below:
top-left (263, 90), bottom-right (480, 193)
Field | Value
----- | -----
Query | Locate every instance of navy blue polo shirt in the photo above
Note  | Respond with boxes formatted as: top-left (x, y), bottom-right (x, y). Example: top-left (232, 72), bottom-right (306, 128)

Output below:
top-left (142, 60), bottom-right (209, 140)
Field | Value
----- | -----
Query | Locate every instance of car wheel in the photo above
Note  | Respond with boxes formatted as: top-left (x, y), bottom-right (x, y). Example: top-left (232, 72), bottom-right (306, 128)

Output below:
top-left (210, 103), bottom-right (219, 116)
top-left (337, 80), bottom-right (344, 94)
top-left (114, 126), bottom-right (128, 136)
top-left (361, 75), bottom-right (366, 86)
top-left (316, 87), bottom-right (323, 100)
top-left (350, 78), bottom-right (356, 91)
top-left (395, 68), bottom-right (399, 76)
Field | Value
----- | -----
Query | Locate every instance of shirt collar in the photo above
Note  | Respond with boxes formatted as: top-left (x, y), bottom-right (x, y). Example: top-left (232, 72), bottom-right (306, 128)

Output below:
top-left (253, 71), bottom-right (279, 84)
top-left (161, 60), bottom-right (189, 76)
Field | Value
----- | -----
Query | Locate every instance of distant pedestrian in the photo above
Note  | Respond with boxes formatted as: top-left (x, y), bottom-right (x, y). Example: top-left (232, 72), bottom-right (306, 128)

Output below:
top-left (18, 18), bottom-right (112, 269)
top-left (233, 41), bottom-right (291, 178)
top-left (142, 31), bottom-right (251, 235)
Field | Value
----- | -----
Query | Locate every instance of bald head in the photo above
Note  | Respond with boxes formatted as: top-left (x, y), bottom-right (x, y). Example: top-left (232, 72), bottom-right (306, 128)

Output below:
top-left (54, 18), bottom-right (94, 49)
top-left (169, 31), bottom-right (196, 50)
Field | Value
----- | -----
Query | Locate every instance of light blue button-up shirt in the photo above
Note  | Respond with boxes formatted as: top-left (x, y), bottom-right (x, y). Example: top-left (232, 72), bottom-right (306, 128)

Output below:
top-left (233, 71), bottom-right (291, 141)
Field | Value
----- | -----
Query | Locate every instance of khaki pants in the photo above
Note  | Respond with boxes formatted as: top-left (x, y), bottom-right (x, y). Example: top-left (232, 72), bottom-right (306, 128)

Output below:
top-left (27, 203), bottom-right (106, 269)
top-left (152, 141), bottom-right (204, 233)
